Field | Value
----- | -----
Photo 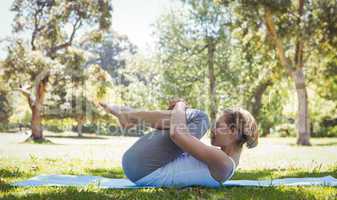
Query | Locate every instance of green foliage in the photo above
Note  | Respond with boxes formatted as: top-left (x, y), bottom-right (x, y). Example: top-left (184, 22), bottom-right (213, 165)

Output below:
top-left (3, 42), bottom-right (58, 88)
top-left (273, 123), bottom-right (297, 137)
top-left (0, 0), bottom-right (336, 138)
top-left (259, 83), bottom-right (290, 136)
top-left (221, 0), bottom-right (337, 139)
top-left (82, 31), bottom-right (137, 81)
top-left (315, 126), bottom-right (337, 138)
top-left (43, 119), bottom-right (73, 133)
top-left (154, 0), bottom-right (289, 134)
top-left (1, 0), bottom-right (113, 137)
top-left (316, 58), bottom-right (337, 103)
top-left (118, 54), bottom-right (163, 109)
top-left (0, 84), bottom-right (12, 124)
top-left (0, 71), bottom-right (12, 125)
top-left (154, 0), bottom-right (231, 111)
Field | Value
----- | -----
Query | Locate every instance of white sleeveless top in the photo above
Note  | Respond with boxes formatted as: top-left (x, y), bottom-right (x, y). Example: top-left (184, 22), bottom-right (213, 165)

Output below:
top-left (135, 152), bottom-right (236, 188)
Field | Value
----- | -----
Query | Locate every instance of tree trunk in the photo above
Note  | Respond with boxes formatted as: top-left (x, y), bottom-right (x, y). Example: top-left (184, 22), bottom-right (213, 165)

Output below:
top-left (264, 8), bottom-right (311, 145)
top-left (30, 76), bottom-right (48, 141)
top-left (31, 104), bottom-right (43, 140)
top-left (251, 79), bottom-right (273, 118)
top-left (76, 117), bottom-right (85, 137)
top-left (250, 79), bottom-right (273, 136)
top-left (293, 69), bottom-right (311, 145)
top-left (77, 123), bottom-right (83, 137)
top-left (207, 38), bottom-right (217, 126)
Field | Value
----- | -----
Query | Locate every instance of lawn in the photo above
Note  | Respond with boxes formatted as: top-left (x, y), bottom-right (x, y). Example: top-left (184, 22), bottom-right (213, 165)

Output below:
top-left (0, 133), bottom-right (336, 200)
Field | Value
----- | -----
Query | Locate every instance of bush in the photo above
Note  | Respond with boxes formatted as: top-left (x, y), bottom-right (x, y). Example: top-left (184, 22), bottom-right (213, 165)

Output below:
top-left (0, 123), bottom-right (30, 132)
top-left (0, 123), bottom-right (9, 132)
top-left (313, 125), bottom-right (337, 137)
top-left (74, 124), bottom-right (98, 134)
top-left (43, 119), bottom-right (73, 133)
top-left (272, 123), bottom-right (297, 137)
top-left (44, 124), bottom-right (65, 133)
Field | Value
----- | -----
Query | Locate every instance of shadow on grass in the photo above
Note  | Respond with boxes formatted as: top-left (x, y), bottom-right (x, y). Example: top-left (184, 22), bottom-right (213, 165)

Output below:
top-left (0, 168), bottom-right (32, 194)
top-left (45, 135), bottom-right (109, 140)
top-left (278, 168), bottom-right (337, 179)
top-left (20, 136), bottom-right (55, 145)
top-left (312, 142), bottom-right (337, 146)
top-left (232, 169), bottom-right (275, 180)
top-left (288, 141), bottom-right (337, 147)
top-left (0, 168), bottom-right (29, 179)
top-left (85, 167), bottom-right (125, 179)
top-left (0, 186), bottom-right (198, 200)
top-left (0, 183), bottom-right (334, 200)
top-left (0, 183), bottom-right (16, 194)
top-left (232, 167), bottom-right (337, 180)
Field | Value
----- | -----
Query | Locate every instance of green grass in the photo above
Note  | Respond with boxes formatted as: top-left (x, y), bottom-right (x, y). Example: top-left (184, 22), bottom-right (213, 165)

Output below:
top-left (0, 136), bottom-right (337, 199)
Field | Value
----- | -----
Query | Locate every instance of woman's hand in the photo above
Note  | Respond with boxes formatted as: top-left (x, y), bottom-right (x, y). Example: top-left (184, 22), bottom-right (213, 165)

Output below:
top-left (98, 102), bottom-right (112, 113)
top-left (173, 101), bottom-right (187, 110)
top-left (168, 98), bottom-right (188, 110)
top-left (169, 100), bottom-right (188, 138)
top-left (97, 102), bottom-right (136, 128)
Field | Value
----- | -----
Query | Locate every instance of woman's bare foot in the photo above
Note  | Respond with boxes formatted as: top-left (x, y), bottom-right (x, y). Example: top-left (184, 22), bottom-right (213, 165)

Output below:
top-left (98, 102), bottom-right (135, 128)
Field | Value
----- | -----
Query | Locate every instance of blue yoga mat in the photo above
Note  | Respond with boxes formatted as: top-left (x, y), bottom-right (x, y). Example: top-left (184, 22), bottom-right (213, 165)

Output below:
top-left (12, 175), bottom-right (337, 188)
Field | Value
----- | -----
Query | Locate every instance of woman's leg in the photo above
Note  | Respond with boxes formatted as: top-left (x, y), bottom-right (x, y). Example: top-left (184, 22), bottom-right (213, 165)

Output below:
top-left (122, 108), bottom-right (210, 182)
top-left (99, 103), bottom-right (171, 129)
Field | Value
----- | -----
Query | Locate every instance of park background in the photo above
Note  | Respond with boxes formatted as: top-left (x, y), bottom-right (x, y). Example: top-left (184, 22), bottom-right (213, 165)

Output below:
top-left (0, 0), bottom-right (336, 199)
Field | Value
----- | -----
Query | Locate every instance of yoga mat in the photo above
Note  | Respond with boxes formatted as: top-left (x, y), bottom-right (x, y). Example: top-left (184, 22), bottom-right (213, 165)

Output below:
top-left (12, 175), bottom-right (337, 188)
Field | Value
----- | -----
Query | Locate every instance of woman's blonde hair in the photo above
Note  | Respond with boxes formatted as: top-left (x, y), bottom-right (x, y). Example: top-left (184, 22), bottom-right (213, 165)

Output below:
top-left (222, 107), bottom-right (259, 148)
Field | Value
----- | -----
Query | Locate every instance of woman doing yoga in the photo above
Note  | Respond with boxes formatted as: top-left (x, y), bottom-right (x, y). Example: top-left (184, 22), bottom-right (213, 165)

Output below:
top-left (99, 100), bottom-right (258, 187)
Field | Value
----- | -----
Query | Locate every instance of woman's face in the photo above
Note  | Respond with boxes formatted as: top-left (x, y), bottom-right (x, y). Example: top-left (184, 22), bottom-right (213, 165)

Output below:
top-left (210, 115), bottom-right (238, 147)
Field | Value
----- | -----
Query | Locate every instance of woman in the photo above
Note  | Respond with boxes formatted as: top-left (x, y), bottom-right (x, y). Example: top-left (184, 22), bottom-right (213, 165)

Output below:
top-left (99, 100), bottom-right (258, 187)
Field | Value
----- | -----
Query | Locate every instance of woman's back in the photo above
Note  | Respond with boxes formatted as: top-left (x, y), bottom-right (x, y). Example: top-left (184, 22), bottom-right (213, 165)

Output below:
top-left (134, 152), bottom-right (236, 188)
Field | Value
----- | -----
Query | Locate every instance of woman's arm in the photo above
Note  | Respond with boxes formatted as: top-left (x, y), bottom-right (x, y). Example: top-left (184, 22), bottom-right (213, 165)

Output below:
top-left (122, 110), bottom-right (171, 129)
top-left (99, 102), bottom-right (172, 129)
top-left (169, 102), bottom-right (234, 182)
top-left (123, 99), bottom-right (187, 130)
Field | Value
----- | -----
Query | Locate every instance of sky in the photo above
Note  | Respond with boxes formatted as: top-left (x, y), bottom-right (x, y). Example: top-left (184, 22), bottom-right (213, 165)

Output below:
top-left (0, 0), bottom-right (178, 54)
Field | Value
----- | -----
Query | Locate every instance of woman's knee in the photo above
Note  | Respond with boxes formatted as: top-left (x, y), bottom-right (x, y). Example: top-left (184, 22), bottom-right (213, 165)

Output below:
top-left (122, 131), bottom-right (182, 182)
top-left (186, 109), bottom-right (210, 139)
top-left (122, 136), bottom-right (153, 182)
top-left (122, 148), bottom-right (140, 182)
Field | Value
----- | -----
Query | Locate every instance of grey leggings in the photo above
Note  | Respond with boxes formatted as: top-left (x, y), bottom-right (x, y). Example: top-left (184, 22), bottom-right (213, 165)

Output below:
top-left (122, 109), bottom-right (210, 182)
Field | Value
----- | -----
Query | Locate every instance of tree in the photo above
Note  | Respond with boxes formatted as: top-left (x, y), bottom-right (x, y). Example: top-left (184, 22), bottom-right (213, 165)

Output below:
top-left (43, 53), bottom-right (113, 137)
top-left (228, 31), bottom-right (285, 135)
top-left (314, 50), bottom-right (337, 131)
top-left (119, 54), bottom-right (163, 110)
top-left (216, 0), bottom-right (337, 145)
top-left (3, 0), bottom-right (112, 141)
top-left (83, 31), bottom-right (137, 81)
top-left (82, 30), bottom-right (137, 103)
top-left (154, 0), bottom-right (231, 124)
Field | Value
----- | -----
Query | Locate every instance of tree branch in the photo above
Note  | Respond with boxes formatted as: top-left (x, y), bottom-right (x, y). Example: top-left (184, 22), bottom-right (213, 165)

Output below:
top-left (47, 16), bottom-right (82, 56)
top-left (250, 78), bottom-right (273, 117)
top-left (294, 0), bottom-right (305, 68)
top-left (32, 69), bottom-right (50, 107)
top-left (15, 87), bottom-right (34, 107)
top-left (263, 7), bottom-right (294, 75)
top-left (31, 3), bottom-right (47, 51)
top-left (192, 44), bottom-right (208, 55)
